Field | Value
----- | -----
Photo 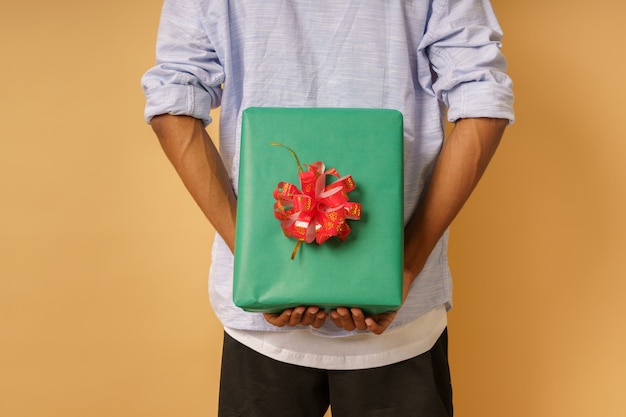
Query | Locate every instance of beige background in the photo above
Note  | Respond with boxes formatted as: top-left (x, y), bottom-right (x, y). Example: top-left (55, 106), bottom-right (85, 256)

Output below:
top-left (1, 1), bottom-right (625, 416)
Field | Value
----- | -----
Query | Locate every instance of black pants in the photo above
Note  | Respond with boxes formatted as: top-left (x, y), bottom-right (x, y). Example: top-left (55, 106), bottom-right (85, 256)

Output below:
top-left (218, 329), bottom-right (453, 417)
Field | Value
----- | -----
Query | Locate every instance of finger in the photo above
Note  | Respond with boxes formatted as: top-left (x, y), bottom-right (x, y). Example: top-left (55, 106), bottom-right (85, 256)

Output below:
top-left (311, 310), bottom-right (327, 329)
top-left (350, 308), bottom-right (368, 331)
top-left (329, 310), bottom-right (342, 328)
top-left (288, 306), bottom-right (307, 326)
top-left (365, 313), bottom-right (396, 335)
top-left (335, 307), bottom-right (356, 331)
top-left (298, 307), bottom-right (321, 327)
top-left (263, 309), bottom-right (293, 327)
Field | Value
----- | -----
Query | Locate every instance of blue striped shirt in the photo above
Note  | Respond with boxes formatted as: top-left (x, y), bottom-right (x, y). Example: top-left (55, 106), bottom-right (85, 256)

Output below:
top-left (142, 0), bottom-right (514, 338)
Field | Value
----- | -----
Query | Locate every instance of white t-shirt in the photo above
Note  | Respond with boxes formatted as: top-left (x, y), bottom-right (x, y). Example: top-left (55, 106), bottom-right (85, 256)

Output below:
top-left (225, 305), bottom-right (447, 370)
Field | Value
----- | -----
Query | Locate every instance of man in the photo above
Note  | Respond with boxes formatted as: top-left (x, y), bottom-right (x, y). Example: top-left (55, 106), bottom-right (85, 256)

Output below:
top-left (142, 1), bottom-right (514, 416)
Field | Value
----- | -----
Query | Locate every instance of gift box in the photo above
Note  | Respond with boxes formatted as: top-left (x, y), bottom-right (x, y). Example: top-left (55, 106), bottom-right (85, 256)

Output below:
top-left (233, 107), bottom-right (404, 314)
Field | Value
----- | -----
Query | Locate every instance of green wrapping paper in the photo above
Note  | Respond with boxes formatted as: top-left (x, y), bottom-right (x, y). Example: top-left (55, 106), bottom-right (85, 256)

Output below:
top-left (233, 107), bottom-right (404, 314)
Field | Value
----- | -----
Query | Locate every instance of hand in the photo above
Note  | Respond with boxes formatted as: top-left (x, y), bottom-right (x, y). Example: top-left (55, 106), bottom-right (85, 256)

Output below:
top-left (329, 308), bottom-right (398, 335)
top-left (263, 306), bottom-right (327, 329)
top-left (329, 269), bottom-right (414, 335)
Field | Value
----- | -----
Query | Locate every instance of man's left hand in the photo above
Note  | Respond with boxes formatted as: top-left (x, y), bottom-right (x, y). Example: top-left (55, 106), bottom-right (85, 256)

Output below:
top-left (263, 306), bottom-right (327, 328)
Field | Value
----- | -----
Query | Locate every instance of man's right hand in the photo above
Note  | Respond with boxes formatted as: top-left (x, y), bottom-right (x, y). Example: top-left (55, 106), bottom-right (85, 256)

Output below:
top-left (263, 306), bottom-right (327, 329)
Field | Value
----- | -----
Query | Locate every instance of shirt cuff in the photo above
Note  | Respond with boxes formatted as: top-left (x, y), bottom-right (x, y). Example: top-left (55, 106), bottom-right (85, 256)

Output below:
top-left (143, 83), bottom-right (217, 126)
top-left (445, 81), bottom-right (515, 124)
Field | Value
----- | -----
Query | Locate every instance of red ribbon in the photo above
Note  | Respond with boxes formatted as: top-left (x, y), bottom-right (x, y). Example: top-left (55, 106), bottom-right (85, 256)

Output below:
top-left (273, 161), bottom-right (362, 256)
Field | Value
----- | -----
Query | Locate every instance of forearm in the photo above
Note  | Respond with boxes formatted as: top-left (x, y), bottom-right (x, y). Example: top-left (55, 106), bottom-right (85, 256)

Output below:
top-left (404, 117), bottom-right (508, 280)
top-left (150, 114), bottom-right (237, 253)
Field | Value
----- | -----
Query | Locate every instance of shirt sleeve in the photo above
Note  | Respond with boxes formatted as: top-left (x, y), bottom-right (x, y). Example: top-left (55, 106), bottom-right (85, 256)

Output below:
top-left (141, 0), bottom-right (224, 126)
top-left (417, 0), bottom-right (515, 123)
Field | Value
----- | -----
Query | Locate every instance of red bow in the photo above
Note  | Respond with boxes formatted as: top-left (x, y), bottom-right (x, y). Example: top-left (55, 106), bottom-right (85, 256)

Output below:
top-left (273, 156), bottom-right (362, 259)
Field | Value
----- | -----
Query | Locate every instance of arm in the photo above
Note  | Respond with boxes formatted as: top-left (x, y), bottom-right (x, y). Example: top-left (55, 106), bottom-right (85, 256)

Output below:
top-left (150, 114), bottom-right (237, 252)
top-left (151, 114), bottom-right (328, 328)
top-left (330, 117), bottom-right (508, 334)
top-left (403, 117), bottom-right (507, 281)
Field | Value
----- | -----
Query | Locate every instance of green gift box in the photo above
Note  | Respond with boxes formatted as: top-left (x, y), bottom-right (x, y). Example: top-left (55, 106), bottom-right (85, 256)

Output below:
top-left (233, 107), bottom-right (404, 314)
